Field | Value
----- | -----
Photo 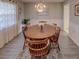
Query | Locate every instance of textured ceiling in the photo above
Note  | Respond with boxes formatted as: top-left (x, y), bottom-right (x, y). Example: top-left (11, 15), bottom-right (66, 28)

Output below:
top-left (21, 0), bottom-right (65, 3)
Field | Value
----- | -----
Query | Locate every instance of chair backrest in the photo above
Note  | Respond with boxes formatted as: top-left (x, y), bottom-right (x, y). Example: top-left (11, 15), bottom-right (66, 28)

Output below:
top-left (28, 39), bottom-right (50, 56)
top-left (22, 24), bottom-right (31, 39)
top-left (22, 30), bottom-right (26, 39)
top-left (54, 27), bottom-right (60, 42)
top-left (26, 38), bottom-right (48, 44)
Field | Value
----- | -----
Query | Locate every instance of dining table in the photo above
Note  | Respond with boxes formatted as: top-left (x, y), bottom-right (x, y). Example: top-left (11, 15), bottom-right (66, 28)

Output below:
top-left (25, 24), bottom-right (56, 40)
top-left (25, 24), bottom-right (58, 57)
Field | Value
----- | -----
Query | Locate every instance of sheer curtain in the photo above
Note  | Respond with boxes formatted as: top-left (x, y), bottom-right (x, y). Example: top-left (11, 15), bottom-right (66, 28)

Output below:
top-left (0, 1), bottom-right (17, 48)
top-left (0, 2), bottom-right (16, 30)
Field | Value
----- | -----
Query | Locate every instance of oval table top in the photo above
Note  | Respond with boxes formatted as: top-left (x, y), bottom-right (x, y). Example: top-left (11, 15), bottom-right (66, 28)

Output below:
top-left (25, 24), bottom-right (56, 39)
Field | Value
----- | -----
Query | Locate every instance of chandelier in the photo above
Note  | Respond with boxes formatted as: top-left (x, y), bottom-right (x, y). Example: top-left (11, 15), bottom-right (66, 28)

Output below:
top-left (35, 2), bottom-right (46, 12)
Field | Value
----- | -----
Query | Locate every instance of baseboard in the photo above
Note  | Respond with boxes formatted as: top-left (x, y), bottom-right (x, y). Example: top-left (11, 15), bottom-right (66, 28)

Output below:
top-left (68, 35), bottom-right (79, 47)
top-left (0, 32), bottom-right (22, 49)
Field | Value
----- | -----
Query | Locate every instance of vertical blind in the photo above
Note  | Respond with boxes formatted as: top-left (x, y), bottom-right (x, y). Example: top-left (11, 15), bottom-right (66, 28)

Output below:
top-left (0, 1), bottom-right (17, 30)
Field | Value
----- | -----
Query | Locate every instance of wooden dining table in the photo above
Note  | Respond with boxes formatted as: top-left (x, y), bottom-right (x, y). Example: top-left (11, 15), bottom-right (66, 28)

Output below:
top-left (25, 24), bottom-right (56, 40)
top-left (24, 24), bottom-right (59, 57)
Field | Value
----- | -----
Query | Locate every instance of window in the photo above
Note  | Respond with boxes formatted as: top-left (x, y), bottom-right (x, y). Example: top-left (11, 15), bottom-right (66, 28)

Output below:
top-left (0, 1), bottom-right (17, 30)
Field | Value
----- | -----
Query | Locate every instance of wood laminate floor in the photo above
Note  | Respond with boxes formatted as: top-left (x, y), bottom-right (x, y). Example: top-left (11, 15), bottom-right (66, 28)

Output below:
top-left (0, 31), bottom-right (79, 59)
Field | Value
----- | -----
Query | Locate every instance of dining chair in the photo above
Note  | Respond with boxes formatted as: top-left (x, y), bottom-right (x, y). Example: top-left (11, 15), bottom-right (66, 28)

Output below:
top-left (22, 24), bottom-right (31, 50)
top-left (27, 38), bottom-right (50, 57)
top-left (22, 26), bottom-right (27, 50)
top-left (50, 26), bottom-right (60, 52)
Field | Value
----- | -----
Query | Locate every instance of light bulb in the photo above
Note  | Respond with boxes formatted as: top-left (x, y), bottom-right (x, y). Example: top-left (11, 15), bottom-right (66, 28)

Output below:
top-left (35, 3), bottom-right (46, 12)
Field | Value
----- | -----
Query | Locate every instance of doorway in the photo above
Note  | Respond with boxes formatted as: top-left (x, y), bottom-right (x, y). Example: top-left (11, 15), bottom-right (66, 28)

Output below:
top-left (64, 4), bottom-right (70, 34)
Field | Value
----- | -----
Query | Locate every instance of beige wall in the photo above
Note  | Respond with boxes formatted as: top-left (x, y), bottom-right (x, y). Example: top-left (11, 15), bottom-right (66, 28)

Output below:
top-left (64, 0), bottom-right (79, 46)
top-left (24, 3), bottom-right (63, 28)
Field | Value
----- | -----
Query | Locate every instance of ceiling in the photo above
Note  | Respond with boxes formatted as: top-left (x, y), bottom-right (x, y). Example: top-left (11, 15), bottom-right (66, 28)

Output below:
top-left (21, 0), bottom-right (65, 3)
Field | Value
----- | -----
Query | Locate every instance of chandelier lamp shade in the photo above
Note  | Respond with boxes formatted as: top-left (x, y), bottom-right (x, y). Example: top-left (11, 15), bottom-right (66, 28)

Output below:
top-left (35, 2), bottom-right (46, 12)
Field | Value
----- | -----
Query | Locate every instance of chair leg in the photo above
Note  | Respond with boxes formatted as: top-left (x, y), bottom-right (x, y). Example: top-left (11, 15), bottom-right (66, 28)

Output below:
top-left (31, 56), bottom-right (33, 59)
top-left (52, 42), bottom-right (60, 53)
top-left (56, 43), bottom-right (60, 53)
top-left (58, 43), bottom-right (60, 51)
top-left (23, 42), bottom-right (25, 50)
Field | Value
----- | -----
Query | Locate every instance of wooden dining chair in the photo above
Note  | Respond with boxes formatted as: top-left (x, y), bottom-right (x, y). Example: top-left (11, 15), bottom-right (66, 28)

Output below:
top-left (27, 38), bottom-right (50, 57)
top-left (22, 24), bottom-right (32, 50)
top-left (22, 26), bottom-right (27, 50)
top-left (50, 27), bottom-right (60, 52)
